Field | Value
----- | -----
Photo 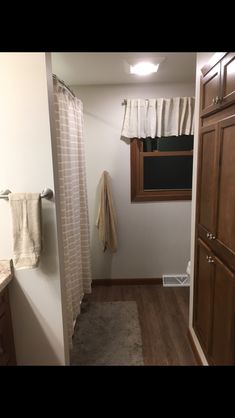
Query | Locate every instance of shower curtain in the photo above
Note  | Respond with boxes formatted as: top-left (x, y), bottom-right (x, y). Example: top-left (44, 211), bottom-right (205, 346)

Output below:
top-left (53, 77), bottom-right (92, 348)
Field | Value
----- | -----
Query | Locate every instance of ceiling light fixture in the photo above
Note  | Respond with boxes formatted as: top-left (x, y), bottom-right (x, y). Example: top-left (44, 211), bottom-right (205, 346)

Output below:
top-left (130, 61), bottom-right (159, 76)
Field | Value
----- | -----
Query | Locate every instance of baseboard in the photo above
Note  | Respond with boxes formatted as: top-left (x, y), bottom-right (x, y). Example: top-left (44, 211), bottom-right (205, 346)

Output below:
top-left (187, 328), bottom-right (204, 365)
top-left (92, 278), bottom-right (162, 286)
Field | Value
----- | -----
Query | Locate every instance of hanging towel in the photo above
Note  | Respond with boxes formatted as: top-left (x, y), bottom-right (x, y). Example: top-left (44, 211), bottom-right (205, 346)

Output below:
top-left (9, 193), bottom-right (42, 270)
top-left (96, 171), bottom-right (118, 252)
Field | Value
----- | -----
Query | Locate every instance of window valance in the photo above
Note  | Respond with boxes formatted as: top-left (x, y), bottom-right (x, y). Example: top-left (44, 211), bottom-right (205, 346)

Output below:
top-left (121, 97), bottom-right (195, 139)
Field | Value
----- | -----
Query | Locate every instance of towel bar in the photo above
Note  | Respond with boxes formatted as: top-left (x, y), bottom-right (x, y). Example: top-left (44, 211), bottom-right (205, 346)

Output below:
top-left (0, 188), bottom-right (53, 200)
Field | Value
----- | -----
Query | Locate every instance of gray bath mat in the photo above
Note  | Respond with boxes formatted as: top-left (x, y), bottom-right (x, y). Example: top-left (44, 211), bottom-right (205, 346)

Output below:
top-left (70, 301), bottom-right (144, 366)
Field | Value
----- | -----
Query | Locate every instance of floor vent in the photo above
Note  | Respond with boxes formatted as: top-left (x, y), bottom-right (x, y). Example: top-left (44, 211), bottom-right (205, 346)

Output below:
top-left (162, 274), bottom-right (190, 287)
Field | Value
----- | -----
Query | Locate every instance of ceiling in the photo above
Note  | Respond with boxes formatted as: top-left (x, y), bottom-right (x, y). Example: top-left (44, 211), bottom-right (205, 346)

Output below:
top-left (51, 52), bottom-right (196, 86)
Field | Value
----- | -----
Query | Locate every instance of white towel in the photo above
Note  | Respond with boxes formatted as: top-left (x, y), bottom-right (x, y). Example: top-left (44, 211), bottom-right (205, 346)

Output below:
top-left (96, 171), bottom-right (118, 252)
top-left (9, 193), bottom-right (42, 270)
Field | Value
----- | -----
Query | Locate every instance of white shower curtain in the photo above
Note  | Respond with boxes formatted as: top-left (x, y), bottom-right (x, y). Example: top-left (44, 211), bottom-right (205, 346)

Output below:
top-left (53, 77), bottom-right (92, 348)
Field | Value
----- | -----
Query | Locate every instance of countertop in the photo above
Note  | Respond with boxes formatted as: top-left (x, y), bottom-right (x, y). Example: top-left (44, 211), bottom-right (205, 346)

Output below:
top-left (0, 260), bottom-right (13, 292)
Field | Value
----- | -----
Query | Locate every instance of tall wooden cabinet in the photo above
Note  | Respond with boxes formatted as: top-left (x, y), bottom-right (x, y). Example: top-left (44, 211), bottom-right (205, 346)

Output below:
top-left (193, 52), bottom-right (235, 365)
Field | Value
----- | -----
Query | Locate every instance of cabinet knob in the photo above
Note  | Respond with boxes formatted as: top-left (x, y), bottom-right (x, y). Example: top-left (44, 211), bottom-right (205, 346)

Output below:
top-left (212, 98), bottom-right (215, 104)
top-left (206, 255), bottom-right (214, 263)
top-left (206, 232), bottom-right (215, 240)
top-left (215, 96), bottom-right (220, 104)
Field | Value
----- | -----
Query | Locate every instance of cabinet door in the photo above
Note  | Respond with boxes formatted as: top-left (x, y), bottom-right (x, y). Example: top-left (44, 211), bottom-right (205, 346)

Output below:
top-left (201, 63), bottom-right (221, 116)
top-left (216, 115), bottom-right (235, 257)
top-left (0, 314), bottom-right (11, 365)
top-left (220, 53), bottom-right (235, 107)
top-left (211, 255), bottom-right (235, 365)
top-left (198, 124), bottom-right (219, 235)
top-left (193, 239), bottom-right (214, 355)
top-left (0, 288), bottom-right (16, 366)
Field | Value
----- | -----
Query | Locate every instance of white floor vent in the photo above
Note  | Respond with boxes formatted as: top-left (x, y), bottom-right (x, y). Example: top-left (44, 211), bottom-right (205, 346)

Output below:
top-left (162, 274), bottom-right (190, 287)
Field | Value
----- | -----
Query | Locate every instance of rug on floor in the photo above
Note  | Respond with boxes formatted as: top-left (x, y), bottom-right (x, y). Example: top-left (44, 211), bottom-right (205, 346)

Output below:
top-left (70, 301), bottom-right (144, 366)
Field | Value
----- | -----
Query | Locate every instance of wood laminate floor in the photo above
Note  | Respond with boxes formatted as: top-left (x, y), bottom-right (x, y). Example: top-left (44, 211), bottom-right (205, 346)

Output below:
top-left (84, 284), bottom-right (197, 366)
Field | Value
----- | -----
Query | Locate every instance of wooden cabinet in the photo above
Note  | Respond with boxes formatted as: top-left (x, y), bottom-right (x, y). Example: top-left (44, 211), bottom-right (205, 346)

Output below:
top-left (197, 115), bottom-right (235, 269)
top-left (194, 239), bottom-right (214, 354)
top-left (197, 124), bottom-right (218, 234)
top-left (193, 52), bottom-right (235, 365)
top-left (0, 287), bottom-right (16, 366)
top-left (220, 53), bottom-right (235, 108)
top-left (194, 239), bottom-right (235, 365)
top-left (201, 63), bottom-right (221, 116)
top-left (201, 53), bottom-right (235, 117)
top-left (211, 255), bottom-right (235, 365)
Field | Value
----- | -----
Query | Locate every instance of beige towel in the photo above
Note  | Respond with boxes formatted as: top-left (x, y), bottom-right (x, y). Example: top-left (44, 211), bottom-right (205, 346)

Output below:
top-left (96, 171), bottom-right (118, 252)
top-left (9, 193), bottom-right (42, 270)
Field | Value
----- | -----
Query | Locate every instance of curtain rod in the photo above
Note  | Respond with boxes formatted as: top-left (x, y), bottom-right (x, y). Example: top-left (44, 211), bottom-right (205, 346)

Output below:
top-left (122, 96), bottom-right (195, 105)
top-left (52, 74), bottom-right (75, 98)
top-left (122, 99), bottom-right (148, 105)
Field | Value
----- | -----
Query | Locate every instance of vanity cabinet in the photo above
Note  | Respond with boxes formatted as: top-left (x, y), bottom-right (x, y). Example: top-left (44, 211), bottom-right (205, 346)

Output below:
top-left (0, 287), bottom-right (16, 366)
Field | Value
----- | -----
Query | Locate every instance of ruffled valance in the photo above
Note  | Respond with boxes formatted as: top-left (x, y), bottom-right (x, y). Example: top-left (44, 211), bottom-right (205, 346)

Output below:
top-left (121, 97), bottom-right (195, 139)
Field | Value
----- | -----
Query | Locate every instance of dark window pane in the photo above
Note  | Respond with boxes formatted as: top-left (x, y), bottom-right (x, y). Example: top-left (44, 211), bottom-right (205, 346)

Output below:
top-left (157, 135), bottom-right (194, 151)
top-left (143, 135), bottom-right (194, 152)
top-left (143, 137), bottom-right (158, 152)
top-left (144, 156), bottom-right (193, 190)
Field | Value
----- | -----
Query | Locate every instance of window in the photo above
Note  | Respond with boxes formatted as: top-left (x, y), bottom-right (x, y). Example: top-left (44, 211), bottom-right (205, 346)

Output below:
top-left (130, 135), bottom-right (193, 202)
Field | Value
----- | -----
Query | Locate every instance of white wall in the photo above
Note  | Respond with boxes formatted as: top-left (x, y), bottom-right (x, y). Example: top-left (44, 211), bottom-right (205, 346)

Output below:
top-left (189, 53), bottom-right (215, 365)
top-left (72, 83), bottom-right (195, 279)
top-left (0, 53), bottom-right (67, 365)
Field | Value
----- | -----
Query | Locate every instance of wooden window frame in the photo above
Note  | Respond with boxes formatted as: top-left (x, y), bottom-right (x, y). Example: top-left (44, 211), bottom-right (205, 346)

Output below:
top-left (130, 138), bottom-right (193, 202)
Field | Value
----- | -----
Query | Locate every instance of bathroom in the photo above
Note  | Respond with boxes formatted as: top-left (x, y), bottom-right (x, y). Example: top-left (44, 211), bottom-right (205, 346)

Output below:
top-left (0, 52), bottom-right (215, 365)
